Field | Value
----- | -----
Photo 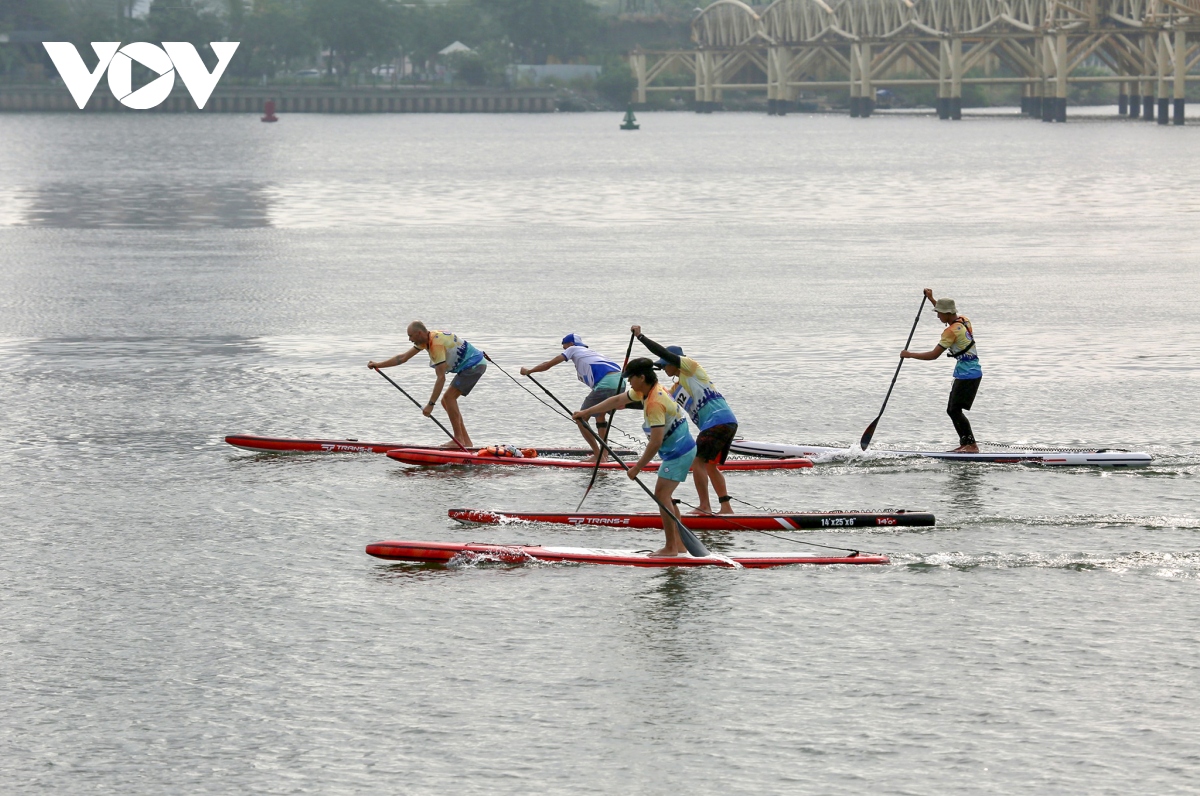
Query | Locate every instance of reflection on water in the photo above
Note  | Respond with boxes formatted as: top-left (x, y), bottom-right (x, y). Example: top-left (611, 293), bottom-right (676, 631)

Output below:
top-left (18, 182), bottom-right (273, 228)
top-left (948, 466), bottom-right (986, 513)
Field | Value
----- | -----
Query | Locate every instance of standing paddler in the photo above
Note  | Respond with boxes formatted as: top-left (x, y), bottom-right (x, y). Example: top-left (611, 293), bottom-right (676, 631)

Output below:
top-left (520, 333), bottom-right (622, 464)
top-left (901, 289), bottom-right (982, 452)
top-left (631, 325), bottom-right (738, 515)
top-left (573, 358), bottom-right (697, 557)
top-left (368, 321), bottom-right (486, 448)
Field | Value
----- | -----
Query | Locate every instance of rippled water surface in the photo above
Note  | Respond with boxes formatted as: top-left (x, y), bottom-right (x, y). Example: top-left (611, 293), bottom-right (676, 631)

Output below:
top-left (1, 111), bottom-right (1198, 794)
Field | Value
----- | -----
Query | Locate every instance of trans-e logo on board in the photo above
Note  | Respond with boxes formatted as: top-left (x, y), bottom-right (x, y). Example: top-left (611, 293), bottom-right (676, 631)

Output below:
top-left (42, 42), bottom-right (240, 110)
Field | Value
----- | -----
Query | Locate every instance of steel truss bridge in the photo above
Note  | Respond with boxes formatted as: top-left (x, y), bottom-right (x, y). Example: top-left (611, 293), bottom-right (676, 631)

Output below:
top-left (629, 0), bottom-right (1200, 122)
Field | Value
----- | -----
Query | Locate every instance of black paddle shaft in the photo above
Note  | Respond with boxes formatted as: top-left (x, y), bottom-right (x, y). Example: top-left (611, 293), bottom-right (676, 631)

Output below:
top-left (373, 367), bottom-right (467, 451)
top-left (860, 294), bottom-right (928, 451)
top-left (526, 374), bottom-right (712, 559)
top-left (577, 332), bottom-right (636, 511)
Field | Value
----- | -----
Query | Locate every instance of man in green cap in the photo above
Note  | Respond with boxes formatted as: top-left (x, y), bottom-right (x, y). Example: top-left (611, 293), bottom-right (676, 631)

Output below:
top-left (901, 288), bottom-right (982, 452)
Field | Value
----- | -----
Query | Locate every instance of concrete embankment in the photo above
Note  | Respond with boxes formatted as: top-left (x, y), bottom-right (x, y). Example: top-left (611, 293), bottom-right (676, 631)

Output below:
top-left (0, 85), bottom-right (557, 113)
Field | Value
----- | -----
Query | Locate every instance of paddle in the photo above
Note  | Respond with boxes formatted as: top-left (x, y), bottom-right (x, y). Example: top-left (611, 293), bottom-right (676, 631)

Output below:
top-left (576, 332), bottom-right (636, 511)
top-left (526, 374), bottom-right (720, 561)
top-left (372, 367), bottom-right (467, 452)
top-left (859, 294), bottom-right (927, 451)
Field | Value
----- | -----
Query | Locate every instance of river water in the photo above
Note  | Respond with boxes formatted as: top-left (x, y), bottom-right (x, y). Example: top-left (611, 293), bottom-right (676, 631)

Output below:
top-left (1, 110), bottom-right (1198, 794)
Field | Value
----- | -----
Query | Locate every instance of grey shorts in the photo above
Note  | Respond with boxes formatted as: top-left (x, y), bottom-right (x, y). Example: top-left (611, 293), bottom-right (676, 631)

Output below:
top-left (580, 385), bottom-right (619, 413)
top-left (450, 363), bottom-right (486, 396)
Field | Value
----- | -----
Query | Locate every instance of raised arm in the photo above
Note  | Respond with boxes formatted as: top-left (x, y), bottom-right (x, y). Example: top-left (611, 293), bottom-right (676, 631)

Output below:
top-left (630, 326), bottom-right (681, 368)
top-left (520, 354), bottom-right (566, 377)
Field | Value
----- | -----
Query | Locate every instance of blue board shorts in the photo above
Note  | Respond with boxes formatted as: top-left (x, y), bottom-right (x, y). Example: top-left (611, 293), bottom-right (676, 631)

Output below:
top-left (450, 362), bottom-right (486, 396)
top-left (657, 445), bottom-right (697, 483)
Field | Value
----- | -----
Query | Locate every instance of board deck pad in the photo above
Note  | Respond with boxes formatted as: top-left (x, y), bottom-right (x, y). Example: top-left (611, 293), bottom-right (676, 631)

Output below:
top-left (448, 509), bottom-right (934, 530)
top-left (366, 540), bottom-right (888, 568)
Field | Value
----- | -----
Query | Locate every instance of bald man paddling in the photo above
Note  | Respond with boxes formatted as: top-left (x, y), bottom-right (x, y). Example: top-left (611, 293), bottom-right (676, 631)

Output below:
top-left (369, 321), bottom-right (486, 448)
top-left (901, 289), bottom-right (982, 453)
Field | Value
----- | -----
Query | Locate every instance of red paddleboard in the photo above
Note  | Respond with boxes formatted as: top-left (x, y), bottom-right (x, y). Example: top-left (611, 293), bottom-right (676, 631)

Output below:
top-left (225, 435), bottom-right (630, 457)
top-left (448, 508), bottom-right (934, 530)
top-left (366, 540), bottom-right (887, 568)
top-left (386, 448), bottom-right (812, 470)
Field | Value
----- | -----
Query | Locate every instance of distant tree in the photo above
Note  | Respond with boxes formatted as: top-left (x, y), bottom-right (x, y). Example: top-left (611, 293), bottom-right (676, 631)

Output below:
top-left (235, 0), bottom-right (317, 78)
top-left (307, 0), bottom-right (399, 80)
top-left (595, 59), bottom-right (636, 105)
top-left (474, 0), bottom-right (599, 64)
top-left (147, 0), bottom-right (226, 61)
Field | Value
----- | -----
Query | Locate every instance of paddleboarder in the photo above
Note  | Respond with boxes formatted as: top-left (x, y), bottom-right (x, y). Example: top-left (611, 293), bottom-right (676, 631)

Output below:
top-left (368, 322), bottom-right (486, 448)
top-left (520, 334), bottom-right (622, 464)
top-left (572, 358), bottom-right (697, 557)
top-left (901, 289), bottom-right (982, 453)
top-left (630, 326), bottom-right (738, 515)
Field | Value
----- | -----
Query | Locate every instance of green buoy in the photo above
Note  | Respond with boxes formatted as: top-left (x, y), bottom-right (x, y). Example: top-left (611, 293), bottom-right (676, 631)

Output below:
top-left (620, 104), bottom-right (640, 130)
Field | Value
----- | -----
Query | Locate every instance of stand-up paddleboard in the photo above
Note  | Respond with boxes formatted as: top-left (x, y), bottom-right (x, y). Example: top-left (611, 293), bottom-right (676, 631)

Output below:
top-left (729, 440), bottom-right (1153, 467)
top-left (225, 435), bottom-right (633, 457)
top-left (448, 508), bottom-right (934, 530)
top-left (366, 540), bottom-right (888, 568)
top-left (386, 448), bottom-right (813, 470)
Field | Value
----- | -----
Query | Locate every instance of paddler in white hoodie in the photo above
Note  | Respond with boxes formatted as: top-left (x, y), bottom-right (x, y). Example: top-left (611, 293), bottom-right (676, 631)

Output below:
top-left (521, 333), bottom-right (622, 465)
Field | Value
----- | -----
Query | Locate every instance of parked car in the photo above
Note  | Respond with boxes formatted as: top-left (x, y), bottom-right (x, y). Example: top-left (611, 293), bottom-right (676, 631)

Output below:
top-left (371, 64), bottom-right (397, 78)
top-left (295, 68), bottom-right (335, 80)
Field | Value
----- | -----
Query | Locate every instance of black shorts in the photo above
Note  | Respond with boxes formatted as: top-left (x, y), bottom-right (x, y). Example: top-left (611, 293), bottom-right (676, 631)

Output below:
top-left (695, 423), bottom-right (738, 464)
top-left (948, 377), bottom-right (981, 412)
top-left (450, 363), bottom-right (486, 396)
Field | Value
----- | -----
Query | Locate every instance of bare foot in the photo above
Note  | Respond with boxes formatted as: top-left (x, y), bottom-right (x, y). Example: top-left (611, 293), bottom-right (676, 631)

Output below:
top-left (687, 507), bottom-right (712, 516)
top-left (718, 505), bottom-right (735, 515)
top-left (648, 547), bottom-right (689, 557)
top-left (441, 440), bottom-right (463, 449)
top-left (951, 444), bottom-right (980, 453)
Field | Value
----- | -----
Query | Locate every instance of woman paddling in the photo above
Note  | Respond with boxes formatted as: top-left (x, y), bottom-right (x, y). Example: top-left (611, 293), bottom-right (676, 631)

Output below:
top-left (573, 358), bottom-right (697, 557)
top-left (901, 289), bottom-right (982, 453)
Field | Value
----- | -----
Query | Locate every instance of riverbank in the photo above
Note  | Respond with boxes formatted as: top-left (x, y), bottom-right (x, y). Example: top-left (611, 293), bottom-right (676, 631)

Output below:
top-left (0, 84), bottom-right (557, 113)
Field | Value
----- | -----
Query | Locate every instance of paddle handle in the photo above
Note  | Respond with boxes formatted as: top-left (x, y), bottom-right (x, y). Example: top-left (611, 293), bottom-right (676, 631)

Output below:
top-left (578, 331), bottom-right (637, 511)
top-left (527, 373), bottom-right (713, 560)
top-left (861, 294), bottom-right (928, 450)
top-left (373, 367), bottom-right (467, 452)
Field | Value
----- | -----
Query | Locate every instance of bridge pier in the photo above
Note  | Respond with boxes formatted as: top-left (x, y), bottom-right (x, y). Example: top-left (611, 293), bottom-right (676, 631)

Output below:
top-left (1175, 30), bottom-right (1187, 125)
top-left (1119, 82), bottom-right (1128, 116)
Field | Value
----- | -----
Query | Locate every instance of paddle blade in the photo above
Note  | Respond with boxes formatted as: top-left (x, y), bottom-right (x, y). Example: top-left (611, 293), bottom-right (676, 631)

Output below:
top-left (859, 417), bottom-right (880, 451)
top-left (678, 525), bottom-right (710, 557)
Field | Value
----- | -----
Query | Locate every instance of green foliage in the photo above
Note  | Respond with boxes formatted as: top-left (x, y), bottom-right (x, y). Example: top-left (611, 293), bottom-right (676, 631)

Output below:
top-left (450, 51), bottom-right (487, 86)
top-left (475, 0), bottom-right (600, 64)
top-left (235, 0), bottom-right (316, 78)
top-left (307, 0), bottom-right (399, 78)
top-left (595, 59), bottom-right (635, 105)
top-left (147, 0), bottom-right (225, 59)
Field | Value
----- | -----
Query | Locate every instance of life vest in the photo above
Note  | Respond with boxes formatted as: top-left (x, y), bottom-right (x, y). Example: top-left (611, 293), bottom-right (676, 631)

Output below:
top-left (477, 444), bottom-right (537, 458)
top-left (945, 316), bottom-right (977, 359)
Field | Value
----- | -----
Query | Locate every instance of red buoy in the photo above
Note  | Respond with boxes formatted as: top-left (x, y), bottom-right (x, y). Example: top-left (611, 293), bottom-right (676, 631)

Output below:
top-left (261, 99), bottom-right (278, 122)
